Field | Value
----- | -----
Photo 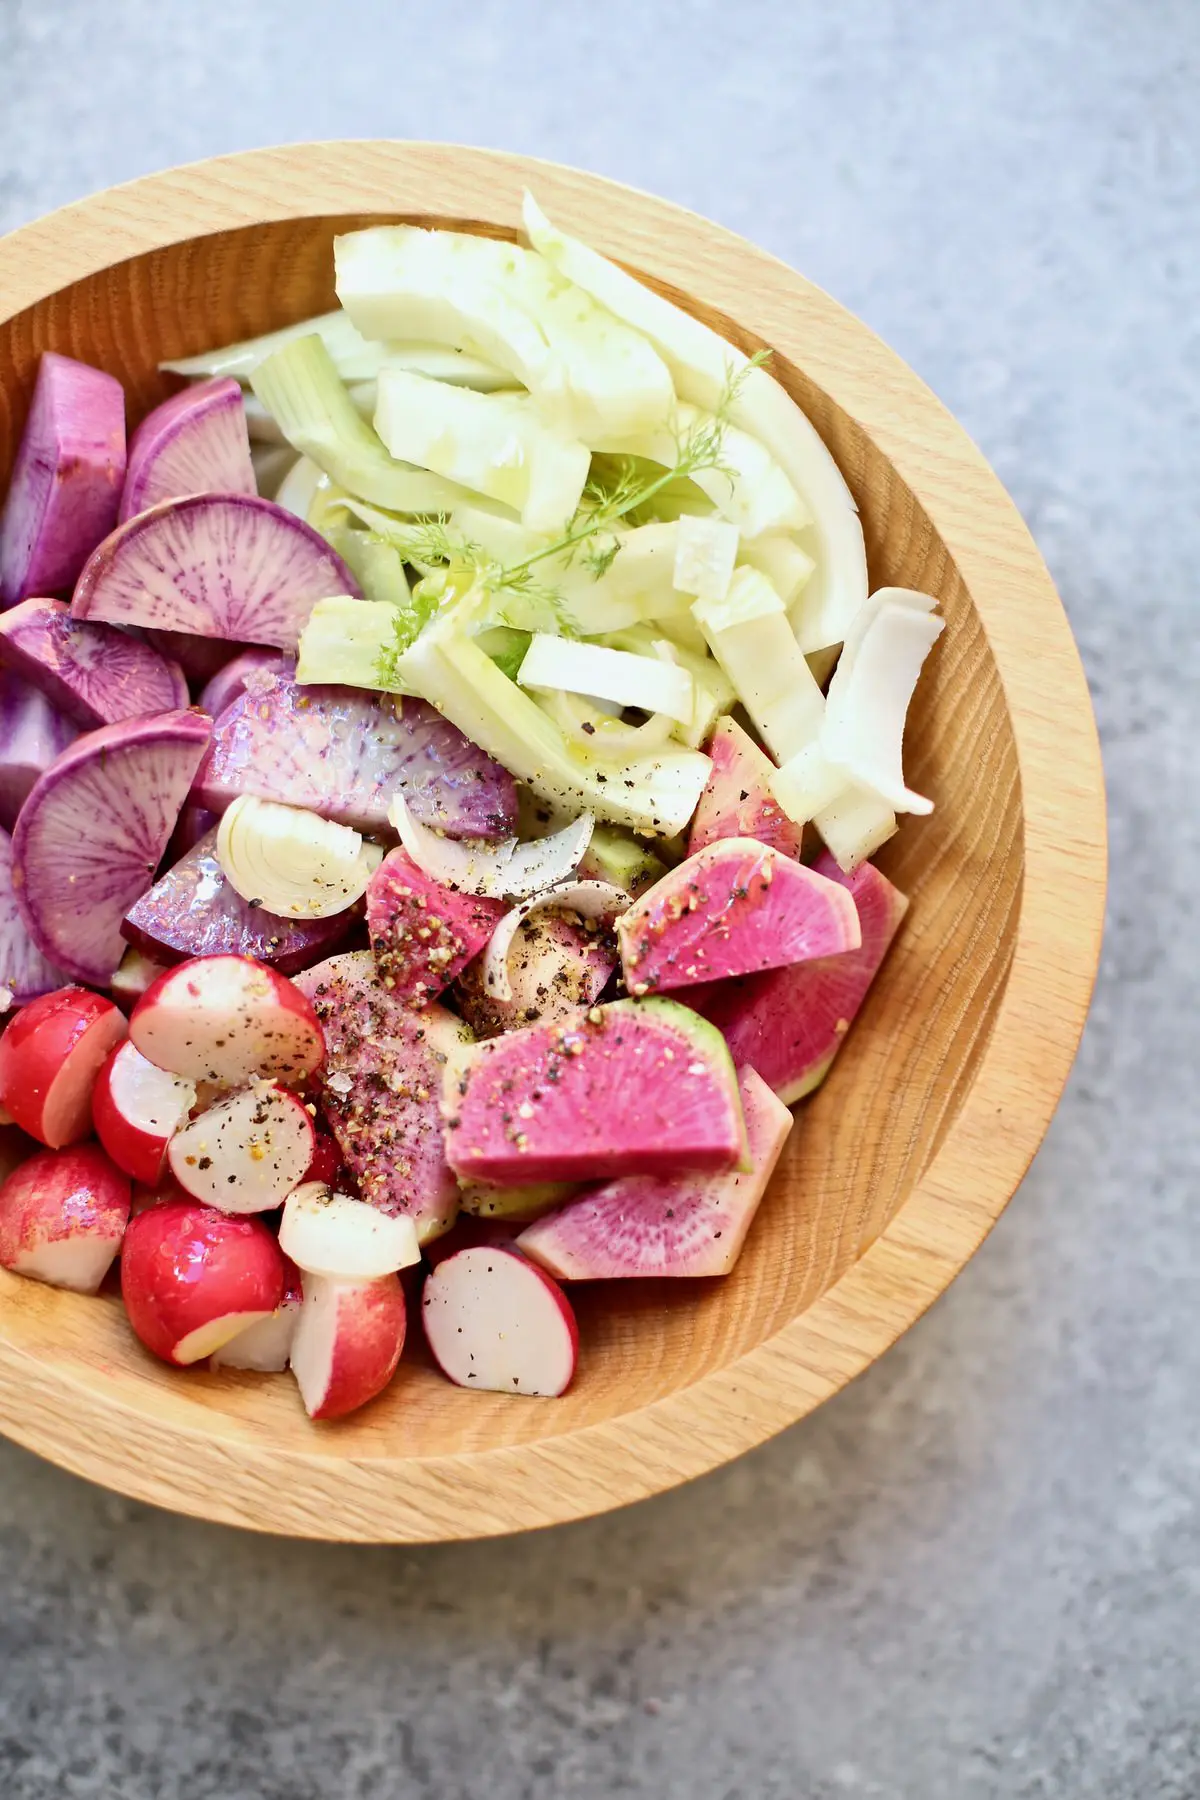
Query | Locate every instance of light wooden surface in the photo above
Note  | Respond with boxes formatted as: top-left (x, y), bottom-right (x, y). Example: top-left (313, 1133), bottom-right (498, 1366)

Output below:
top-left (0, 142), bottom-right (1106, 1542)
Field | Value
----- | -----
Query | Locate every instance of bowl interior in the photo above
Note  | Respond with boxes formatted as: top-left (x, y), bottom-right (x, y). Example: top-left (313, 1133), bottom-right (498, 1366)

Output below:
top-left (0, 215), bottom-right (1021, 1464)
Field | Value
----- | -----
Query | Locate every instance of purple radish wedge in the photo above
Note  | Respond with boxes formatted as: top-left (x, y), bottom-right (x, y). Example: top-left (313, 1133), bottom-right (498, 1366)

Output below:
top-left (691, 855), bottom-right (909, 1103)
top-left (167, 1082), bottom-right (315, 1213)
top-left (366, 848), bottom-right (506, 1008)
top-left (123, 829), bottom-right (353, 975)
top-left (194, 674), bottom-right (518, 838)
top-left (421, 1246), bottom-right (578, 1397)
top-left (166, 801), bottom-right (221, 862)
top-left (443, 997), bottom-right (747, 1186)
top-left (142, 629), bottom-right (251, 692)
top-left (198, 647), bottom-right (293, 720)
top-left (0, 826), bottom-right (71, 1003)
top-left (71, 494), bottom-right (361, 649)
top-left (516, 1067), bottom-right (792, 1279)
top-left (454, 909), bottom-right (616, 1039)
top-left (119, 377), bottom-right (255, 522)
top-left (0, 597), bottom-right (188, 726)
top-left (0, 353), bottom-right (126, 606)
top-left (12, 709), bottom-right (211, 985)
top-left (0, 669), bottom-right (78, 830)
top-left (617, 838), bottom-right (861, 995)
top-left (130, 954), bottom-right (325, 1087)
top-left (688, 716), bottom-right (803, 860)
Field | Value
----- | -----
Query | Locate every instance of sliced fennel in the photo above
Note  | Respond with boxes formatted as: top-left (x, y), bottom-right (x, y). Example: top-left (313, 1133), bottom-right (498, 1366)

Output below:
top-left (740, 533), bottom-right (816, 610)
top-left (517, 634), bottom-right (695, 724)
top-left (275, 454), bottom-right (325, 520)
top-left (692, 567), bottom-right (824, 762)
top-left (822, 598), bottom-right (943, 812)
top-left (388, 792), bottom-right (594, 900)
top-left (813, 786), bottom-right (897, 872)
top-left (600, 623), bottom-right (734, 750)
top-left (216, 796), bottom-right (379, 918)
top-left (770, 742), bottom-right (846, 824)
top-left (481, 882), bottom-right (631, 1004)
top-left (673, 515), bottom-right (739, 601)
top-left (537, 687), bottom-right (679, 760)
top-left (250, 443), bottom-right (299, 500)
top-left (161, 309), bottom-right (378, 383)
top-left (295, 595), bottom-right (432, 690)
top-left (600, 404), bottom-right (808, 540)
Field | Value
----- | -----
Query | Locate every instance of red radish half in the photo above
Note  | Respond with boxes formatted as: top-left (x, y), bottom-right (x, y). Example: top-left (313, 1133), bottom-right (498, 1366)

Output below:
top-left (422, 1246), bottom-right (578, 1397)
top-left (279, 1182), bottom-right (421, 1279)
top-left (131, 954), bottom-right (324, 1086)
top-left (688, 716), bottom-right (803, 860)
top-left (121, 1199), bottom-right (287, 1366)
top-left (11, 709), bottom-right (212, 985)
top-left (197, 647), bottom-right (292, 720)
top-left (289, 1271), bottom-right (406, 1420)
top-left (0, 669), bottom-right (78, 831)
top-left (168, 1082), bottom-right (314, 1213)
top-left (0, 1141), bottom-right (130, 1293)
top-left (0, 826), bottom-right (71, 1005)
top-left (0, 598), bottom-right (188, 727)
top-left (92, 1039), bottom-right (196, 1186)
top-left (366, 848), bottom-right (506, 1008)
top-left (111, 945), bottom-right (170, 1014)
top-left (0, 986), bottom-right (126, 1148)
top-left (0, 353), bottom-right (126, 606)
top-left (119, 377), bottom-right (255, 522)
top-left (211, 1262), bottom-right (303, 1371)
top-left (72, 493), bottom-right (361, 649)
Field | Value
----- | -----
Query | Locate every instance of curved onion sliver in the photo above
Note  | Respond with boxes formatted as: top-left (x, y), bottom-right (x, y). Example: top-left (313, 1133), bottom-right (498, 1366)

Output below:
top-left (388, 793), bottom-right (595, 899)
top-left (539, 688), bottom-right (678, 761)
top-left (481, 881), bottom-right (631, 1004)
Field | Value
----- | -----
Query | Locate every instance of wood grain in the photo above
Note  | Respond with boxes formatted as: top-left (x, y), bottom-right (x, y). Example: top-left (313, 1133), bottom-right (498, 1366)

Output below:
top-left (0, 143), bottom-right (1106, 1541)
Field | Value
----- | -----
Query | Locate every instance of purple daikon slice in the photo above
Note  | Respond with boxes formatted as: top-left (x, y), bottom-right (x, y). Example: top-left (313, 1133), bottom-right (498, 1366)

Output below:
top-left (0, 670), bottom-right (78, 830)
top-left (0, 353), bottom-right (126, 606)
top-left (141, 628), bottom-right (249, 693)
top-left (0, 597), bottom-right (187, 727)
top-left (0, 826), bottom-right (71, 1002)
top-left (12, 709), bottom-right (212, 984)
top-left (119, 377), bottom-right (255, 522)
top-left (198, 647), bottom-right (293, 720)
top-left (71, 494), bottom-right (361, 649)
top-left (192, 673), bottom-right (518, 838)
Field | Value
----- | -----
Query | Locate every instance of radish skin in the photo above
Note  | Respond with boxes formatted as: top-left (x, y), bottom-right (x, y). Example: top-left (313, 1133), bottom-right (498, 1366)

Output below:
top-left (0, 1141), bottom-right (130, 1294)
top-left (0, 986), bottom-right (126, 1148)
top-left (290, 1270), bottom-right (407, 1420)
top-left (0, 597), bottom-right (188, 727)
top-left (121, 1199), bottom-right (287, 1367)
top-left (421, 1245), bottom-right (578, 1396)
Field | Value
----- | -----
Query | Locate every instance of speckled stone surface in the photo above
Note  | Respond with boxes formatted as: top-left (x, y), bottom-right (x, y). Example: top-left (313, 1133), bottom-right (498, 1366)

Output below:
top-left (1, 2), bottom-right (1197, 1794)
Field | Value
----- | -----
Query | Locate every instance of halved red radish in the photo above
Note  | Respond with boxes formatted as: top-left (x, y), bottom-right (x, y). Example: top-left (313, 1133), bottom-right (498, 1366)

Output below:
top-left (366, 847), bottom-right (506, 1008)
top-left (211, 1261), bottom-right (303, 1372)
top-left (121, 1199), bottom-right (287, 1366)
top-left (111, 945), bottom-right (170, 1014)
top-left (197, 647), bottom-right (293, 720)
top-left (168, 1082), bottom-right (314, 1213)
top-left (0, 826), bottom-right (71, 1005)
top-left (130, 954), bottom-right (324, 1087)
top-left (289, 1271), bottom-right (406, 1420)
top-left (0, 1141), bottom-right (130, 1293)
top-left (421, 1246), bottom-right (578, 1397)
top-left (119, 377), bottom-right (255, 522)
top-left (0, 669), bottom-right (78, 831)
top-left (11, 709), bottom-right (212, 984)
top-left (0, 353), bottom-right (126, 606)
top-left (72, 493), bottom-right (361, 649)
top-left (91, 1039), bottom-right (196, 1186)
top-left (0, 597), bottom-right (188, 727)
top-left (279, 1181), bottom-right (420, 1279)
top-left (0, 986), bottom-right (126, 1147)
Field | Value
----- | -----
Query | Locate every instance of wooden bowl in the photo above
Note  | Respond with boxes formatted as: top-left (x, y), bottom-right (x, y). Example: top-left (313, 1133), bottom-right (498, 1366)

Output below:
top-left (0, 143), bottom-right (1105, 1541)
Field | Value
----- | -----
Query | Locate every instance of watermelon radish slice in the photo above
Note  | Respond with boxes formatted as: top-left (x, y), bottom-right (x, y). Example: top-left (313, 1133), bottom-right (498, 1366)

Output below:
top-left (688, 716), bottom-right (803, 860)
top-left (618, 838), bottom-right (861, 995)
top-left (0, 597), bottom-right (188, 727)
top-left (130, 954), bottom-right (325, 1088)
top-left (294, 950), bottom-right (470, 1243)
top-left (71, 494), bottom-right (361, 649)
top-left (692, 854), bottom-right (909, 1103)
top-left (516, 1067), bottom-right (792, 1279)
top-left (454, 908), bottom-right (617, 1038)
top-left (119, 377), bottom-right (255, 522)
top-left (198, 647), bottom-right (293, 720)
top-left (421, 1246), bottom-right (578, 1397)
top-left (443, 997), bottom-right (747, 1185)
top-left (366, 848), bottom-right (506, 1008)
top-left (193, 673), bottom-right (518, 838)
top-left (12, 709), bottom-right (212, 985)
top-left (0, 826), bottom-right (71, 1003)
top-left (0, 353), bottom-right (126, 606)
top-left (0, 670), bottom-right (78, 830)
top-left (168, 1082), bottom-right (315, 1213)
top-left (123, 829), bottom-right (353, 975)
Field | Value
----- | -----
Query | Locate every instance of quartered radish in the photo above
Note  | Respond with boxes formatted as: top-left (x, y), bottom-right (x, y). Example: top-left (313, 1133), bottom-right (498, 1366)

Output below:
top-left (120, 376), bottom-right (255, 522)
top-left (0, 1142), bottom-right (130, 1294)
top-left (211, 1262), bottom-right (302, 1372)
top-left (130, 954), bottom-right (325, 1087)
top-left (0, 986), bottom-right (126, 1148)
top-left (92, 1038), bottom-right (196, 1185)
top-left (289, 1271), bottom-right (407, 1420)
top-left (197, 647), bottom-right (292, 720)
top-left (688, 716), bottom-right (803, 860)
top-left (168, 1082), bottom-right (315, 1213)
top-left (71, 493), bottom-right (362, 649)
top-left (279, 1181), bottom-right (421, 1279)
top-left (121, 1200), bottom-right (287, 1366)
top-left (11, 708), bottom-right (212, 985)
top-left (0, 353), bottom-right (126, 606)
top-left (366, 847), bottom-right (506, 1008)
top-left (0, 597), bottom-right (188, 727)
top-left (0, 826), bottom-right (71, 1004)
top-left (0, 669), bottom-right (78, 830)
top-left (421, 1246), bottom-right (578, 1397)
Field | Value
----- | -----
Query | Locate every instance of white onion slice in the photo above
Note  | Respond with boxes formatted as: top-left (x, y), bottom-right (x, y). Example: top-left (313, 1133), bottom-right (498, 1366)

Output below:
top-left (822, 600), bottom-right (944, 812)
top-left (387, 792), bottom-right (594, 898)
top-left (481, 881), bottom-right (631, 1003)
top-left (216, 796), bottom-right (379, 917)
top-left (517, 634), bottom-right (694, 724)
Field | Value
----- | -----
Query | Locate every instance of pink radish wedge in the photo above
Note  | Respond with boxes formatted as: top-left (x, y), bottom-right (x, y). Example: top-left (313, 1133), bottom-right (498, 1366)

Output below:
top-left (279, 1182), bottom-right (421, 1279)
top-left (517, 1067), bottom-right (792, 1279)
top-left (0, 986), bottom-right (126, 1148)
top-left (0, 353), bottom-right (126, 606)
top-left (168, 1083), bottom-right (314, 1213)
top-left (119, 377), bottom-right (255, 522)
top-left (0, 826), bottom-right (71, 1005)
top-left (0, 669), bottom-right (78, 831)
top-left (0, 1141), bottom-right (130, 1293)
top-left (422, 1246), bottom-right (578, 1397)
top-left (197, 646), bottom-right (292, 720)
top-left (617, 837), bottom-right (861, 995)
top-left (72, 493), bottom-right (361, 649)
top-left (111, 945), bottom-right (170, 1014)
top-left (688, 716), bottom-right (803, 860)
top-left (11, 709), bottom-right (212, 985)
top-left (290, 1271), bottom-right (407, 1420)
top-left (367, 848), bottom-right (506, 1008)
top-left (211, 1261), bottom-right (302, 1371)
top-left (0, 597), bottom-right (188, 727)
top-left (121, 1199), bottom-right (287, 1366)
top-left (92, 1038), bottom-right (196, 1186)
top-left (130, 954), bottom-right (324, 1087)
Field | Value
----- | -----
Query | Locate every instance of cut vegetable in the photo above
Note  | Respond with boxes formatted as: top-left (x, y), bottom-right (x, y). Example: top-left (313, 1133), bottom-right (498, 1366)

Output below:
top-left (216, 795), bottom-right (377, 918)
top-left (457, 1179), bottom-right (577, 1221)
top-left (0, 597), bottom-right (188, 727)
top-left (602, 403), bottom-right (808, 540)
top-left (692, 568), bottom-right (824, 763)
top-left (92, 1039), bottom-right (196, 1186)
top-left (120, 377), bottom-right (255, 521)
top-left (366, 847), bottom-right (506, 1007)
top-left (517, 634), bottom-right (694, 724)
top-left (688, 716), bottom-right (803, 860)
top-left (168, 1082), bottom-right (315, 1213)
top-left (210, 1264), bottom-right (302, 1372)
top-left (812, 785), bottom-right (898, 873)
top-left (121, 1200), bottom-right (287, 1366)
top-left (739, 534), bottom-right (816, 610)
top-left (0, 984), bottom-right (126, 1148)
top-left (421, 1245), bottom-right (578, 1397)
top-left (198, 647), bottom-right (293, 720)
top-left (455, 906), bottom-right (617, 1039)
top-left (577, 825), bottom-right (666, 896)
top-left (111, 945), bottom-right (170, 1014)
top-left (280, 1181), bottom-right (421, 1279)
top-left (12, 709), bottom-right (211, 984)
top-left (141, 627), bottom-right (249, 692)
top-left (0, 1142), bottom-right (130, 1294)
top-left (387, 791), bottom-right (592, 899)
top-left (293, 595), bottom-right (407, 691)
top-left (0, 353), bottom-right (126, 606)
top-left (479, 882), bottom-right (629, 1005)
top-left (769, 742), bottom-right (846, 827)
top-left (673, 514), bottom-right (739, 601)
top-left (72, 494), bottom-right (362, 649)
top-left (0, 670), bottom-right (78, 831)
top-left (290, 1270), bottom-right (406, 1420)
top-left (517, 1066), bottom-right (791, 1278)
top-left (130, 954), bottom-right (325, 1087)
top-left (0, 826), bottom-right (71, 1004)
top-left (821, 594), bottom-right (943, 812)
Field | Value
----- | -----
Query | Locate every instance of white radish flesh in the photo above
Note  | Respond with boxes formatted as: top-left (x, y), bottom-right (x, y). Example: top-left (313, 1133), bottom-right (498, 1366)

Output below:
top-left (92, 1038), bottom-right (196, 1186)
top-left (210, 1266), bottom-right (302, 1371)
top-left (130, 954), bottom-right (325, 1087)
top-left (289, 1271), bottom-right (407, 1420)
top-left (279, 1182), bottom-right (421, 1280)
top-left (168, 1083), bottom-right (314, 1213)
top-left (0, 597), bottom-right (188, 727)
top-left (421, 1245), bottom-right (578, 1397)
top-left (120, 377), bottom-right (255, 522)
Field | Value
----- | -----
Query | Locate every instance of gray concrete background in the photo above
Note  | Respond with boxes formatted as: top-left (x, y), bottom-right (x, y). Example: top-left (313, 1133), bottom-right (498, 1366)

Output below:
top-left (0, 2), bottom-right (1196, 1795)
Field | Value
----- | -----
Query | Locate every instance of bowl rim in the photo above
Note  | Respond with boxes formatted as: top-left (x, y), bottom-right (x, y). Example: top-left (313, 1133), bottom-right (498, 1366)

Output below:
top-left (0, 141), bottom-right (1107, 1541)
